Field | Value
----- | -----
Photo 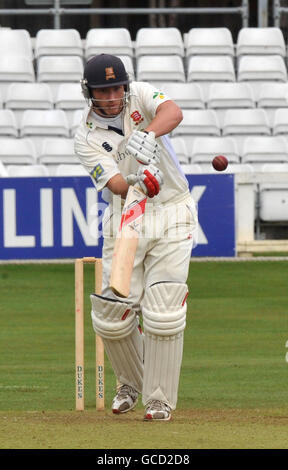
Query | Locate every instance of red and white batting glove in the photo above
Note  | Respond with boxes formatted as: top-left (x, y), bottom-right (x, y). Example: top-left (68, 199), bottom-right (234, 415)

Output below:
top-left (125, 130), bottom-right (160, 165)
top-left (125, 164), bottom-right (164, 198)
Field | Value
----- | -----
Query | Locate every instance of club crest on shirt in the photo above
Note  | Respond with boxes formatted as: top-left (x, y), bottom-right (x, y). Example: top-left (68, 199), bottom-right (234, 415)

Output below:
top-left (90, 163), bottom-right (104, 182)
top-left (130, 110), bottom-right (144, 125)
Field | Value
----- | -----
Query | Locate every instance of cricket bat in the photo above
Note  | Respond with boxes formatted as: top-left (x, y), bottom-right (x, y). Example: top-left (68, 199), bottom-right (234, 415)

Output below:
top-left (109, 185), bottom-right (147, 298)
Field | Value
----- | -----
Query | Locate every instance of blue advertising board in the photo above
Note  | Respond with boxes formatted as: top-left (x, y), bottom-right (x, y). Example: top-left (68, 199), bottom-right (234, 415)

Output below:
top-left (187, 174), bottom-right (235, 257)
top-left (0, 174), bottom-right (235, 260)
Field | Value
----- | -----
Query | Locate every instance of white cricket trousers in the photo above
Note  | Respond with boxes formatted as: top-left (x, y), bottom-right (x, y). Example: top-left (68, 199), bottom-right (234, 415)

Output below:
top-left (97, 190), bottom-right (198, 408)
top-left (101, 190), bottom-right (198, 307)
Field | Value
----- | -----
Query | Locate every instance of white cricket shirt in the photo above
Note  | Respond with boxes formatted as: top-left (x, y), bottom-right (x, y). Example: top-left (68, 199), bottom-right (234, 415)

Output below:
top-left (74, 81), bottom-right (190, 206)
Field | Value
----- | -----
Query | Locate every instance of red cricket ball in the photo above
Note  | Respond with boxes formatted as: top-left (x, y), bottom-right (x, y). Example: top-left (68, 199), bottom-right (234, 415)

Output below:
top-left (212, 155), bottom-right (228, 171)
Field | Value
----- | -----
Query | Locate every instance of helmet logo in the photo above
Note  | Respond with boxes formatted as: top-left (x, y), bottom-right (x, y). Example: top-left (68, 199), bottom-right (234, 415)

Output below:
top-left (105, 67), bottom-right (116, 80)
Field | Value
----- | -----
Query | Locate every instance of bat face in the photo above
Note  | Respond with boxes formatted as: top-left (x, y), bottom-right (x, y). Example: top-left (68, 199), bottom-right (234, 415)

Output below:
top-left (120, 190), bottom-right (147, 234)
top-left (109, 185), bottom-right (147, 298)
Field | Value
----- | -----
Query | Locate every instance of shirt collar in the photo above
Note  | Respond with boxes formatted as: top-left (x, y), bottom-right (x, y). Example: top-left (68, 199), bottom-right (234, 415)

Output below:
top-left (82, 106), bottom-right (108, 131)
top-left (82, 106), bottom-right (125, 131)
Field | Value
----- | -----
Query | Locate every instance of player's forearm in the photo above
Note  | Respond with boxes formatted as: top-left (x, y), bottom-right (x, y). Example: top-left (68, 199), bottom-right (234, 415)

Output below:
top-left (144, 100), bottom-right (183, 137)
top-left (106, 173), bottom-right (129, 199)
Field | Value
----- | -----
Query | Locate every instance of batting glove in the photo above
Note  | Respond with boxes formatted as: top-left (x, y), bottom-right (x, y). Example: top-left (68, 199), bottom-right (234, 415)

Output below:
top-left (125, 130), bottom-right (160, 165)
top-left (125, 164), bottom-right (164, 198)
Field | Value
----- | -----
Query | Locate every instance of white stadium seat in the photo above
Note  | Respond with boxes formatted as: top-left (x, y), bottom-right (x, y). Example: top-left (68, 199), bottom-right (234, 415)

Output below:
top-left (238, 55), bottom-right (287, 82)
top-left (172, 109), bottom-right (220, 137)
top-left (272, 108), bottom-right (288, 136)
top-left (237, 56), bottom-right (288, 100)
top-left (38, 138), bottom-right (78, 165)
top-left (171, 109), bottom-right (220, 149)
top-left (161, 82), bottom-right (205, 109)
top-left (257, 82), bottom-right (288, 108)
top-left (236, 27), bottom-right (286, 57)
top-left (37, 56), bottom-right (84, 82)
top-left (0, 29), bottom-right (33, 60)
top-left (185, 27), bottom-right (234, 57)
top-left (136, 55), bottom-right (185, 83)
top-left (6, 164), bottom-right (49, 177)
top-left (5, 82), bottom-right (54, 109)
top-left (0, 161), bottom-right (8, 177)
top-left (0, 137), bottom-right (37, 164)
top-left (35, 29), bottom-right (83, 57)
top-left (55, 164), bottom-right (88, 176)
top-left (20, 110), bottom-right (69, 137)
top-left (257, 83), bottom-right (288, 124)
top-left (0, 56), bottom-right (35, 83)
top-left (0, 110), bottom-right (18, 137)
top-left (135, 27), bottom-right (184, 57)
top-left (222, 108), bottom-right (271, 136)
top-left (207, 82), bottom-right (255, 109)
top-left (259, 165), bottom-right (288, 218)
top-left (0, 89), bottom-right (3, 108)
top-left (222, 108), bottom-right (271, 152)
top-left (170, 137), bottom-right (190, 164)
top-left (207, 82), bottom-right (255, 126)
top-left (70, 109), bottom-right (83, 137)
top-left (191, 137), bottom-right (240, 164)
top-left (117, 56), bottom-right (135, 81)
top-left (261, 163), bottom-right (288, 172)
top-left (187, 55), bottom-right (235, 83)
top-left (242, 136), bottom-right (288, 167)
top-left (85, 28), bottom-right (133, 59)
top-left (259, 183), bottom-right (288, 222)
top-left (55, 83), bottom-right (86, 109)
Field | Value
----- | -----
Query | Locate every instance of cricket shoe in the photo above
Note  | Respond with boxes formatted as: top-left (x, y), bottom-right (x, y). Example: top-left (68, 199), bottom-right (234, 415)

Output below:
top-left (144, 400), bottom-right (172, 421)
top-left (112, 384), bottom-right (139, 414)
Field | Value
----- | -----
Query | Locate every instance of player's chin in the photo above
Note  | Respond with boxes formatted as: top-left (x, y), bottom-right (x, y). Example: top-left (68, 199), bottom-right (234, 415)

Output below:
top-left (106, 106), bottom-right (122, 115)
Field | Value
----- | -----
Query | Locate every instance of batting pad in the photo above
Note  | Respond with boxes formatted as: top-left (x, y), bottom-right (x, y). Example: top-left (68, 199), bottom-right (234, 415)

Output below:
top-left (141, 282), bottom-right (188, 409)
top-left (90, 294), bottom-right (144, 393)
top-left (90, 294), bottom-right (137, 339)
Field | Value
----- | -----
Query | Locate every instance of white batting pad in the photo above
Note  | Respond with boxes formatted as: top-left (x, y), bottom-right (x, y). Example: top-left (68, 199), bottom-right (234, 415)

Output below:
top-left (141, 282), bottom-right (188, 409)
top-left (90, 294), bottom-right (144, 392)
top-left (142, 282), bottom-right (187, 335)
top-left (90, 294), bottom-right (136, 339)
top-left (104, 324), bottom-right (144, 393)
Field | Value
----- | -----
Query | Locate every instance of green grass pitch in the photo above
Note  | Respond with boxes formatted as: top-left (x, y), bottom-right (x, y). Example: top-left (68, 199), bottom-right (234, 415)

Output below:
top-left (0, 260), bottom-right (287, 449)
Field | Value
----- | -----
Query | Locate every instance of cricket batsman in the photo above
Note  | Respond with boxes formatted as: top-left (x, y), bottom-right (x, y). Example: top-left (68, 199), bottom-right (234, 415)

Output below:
top-left (74, 54), bottom-right (198, 421)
